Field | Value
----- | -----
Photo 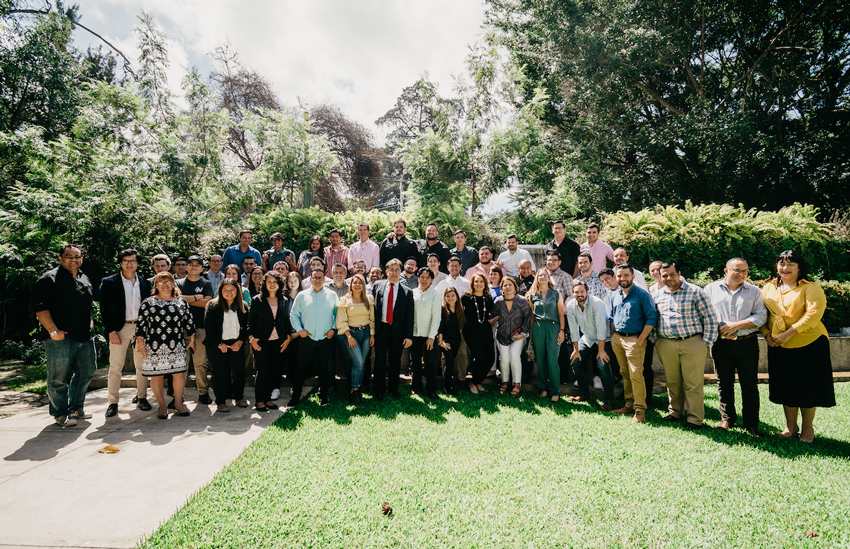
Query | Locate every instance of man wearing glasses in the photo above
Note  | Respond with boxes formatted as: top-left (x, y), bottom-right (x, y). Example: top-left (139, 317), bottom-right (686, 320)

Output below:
top-left (206, 254), bottom-right (224, 293)
top-left (262, 232), bottom-right (297, 273)
top-left (31, 245), bottom-right (97, 427)
top-left (100, 249), bottom-right (153, 417)
top-left (704, 258), bottom-right (767, 436)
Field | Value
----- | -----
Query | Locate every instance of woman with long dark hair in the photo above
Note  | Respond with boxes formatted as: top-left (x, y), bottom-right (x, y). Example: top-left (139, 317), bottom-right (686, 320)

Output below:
top-left (224, 264), bottom-right (251, 308)
top-left (761, 250), bottom-right (835, 443)
top-left (494, 277), bottom-right (531, 396)
top-left (246, 266), bottom-right (265, 298)
top-left (462, 273), bottom-right (497, 394)
top-left (438, 287), bottom-right (465, 396)
top-left (298, 235), bottom-right (326, 279)
top-left (204, 278), bottom-right (249, 413)
top-left (248, 271), bottom-right (291, 412)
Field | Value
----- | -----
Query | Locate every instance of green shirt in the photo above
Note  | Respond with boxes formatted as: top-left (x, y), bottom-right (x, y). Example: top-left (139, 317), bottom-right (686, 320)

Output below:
top-left (530, 289), bottom-right (561, 323)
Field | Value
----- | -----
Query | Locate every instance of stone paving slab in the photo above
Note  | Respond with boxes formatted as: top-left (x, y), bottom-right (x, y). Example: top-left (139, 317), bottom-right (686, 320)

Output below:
top-left (0, 386), bottom-right (304, 549)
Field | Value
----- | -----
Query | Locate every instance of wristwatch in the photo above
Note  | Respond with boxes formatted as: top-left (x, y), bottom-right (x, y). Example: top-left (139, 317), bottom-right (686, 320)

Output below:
top-left (49, 330), bottom-right (58, 337)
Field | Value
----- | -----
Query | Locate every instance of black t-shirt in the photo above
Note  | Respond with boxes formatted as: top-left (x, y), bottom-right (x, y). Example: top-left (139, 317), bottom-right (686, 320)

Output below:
top-left (514, 274), bottom-right (535, 296)
top-left (175, 277), bottom-right (213, 329)
top-left (546, 237), bottom-right (581, 277)
top-left (30, 266), bottom-right (94, 341)
top-left (419, 239), bottom-right (451, 273)
top-left (379, 235), bottom-right (419, 270)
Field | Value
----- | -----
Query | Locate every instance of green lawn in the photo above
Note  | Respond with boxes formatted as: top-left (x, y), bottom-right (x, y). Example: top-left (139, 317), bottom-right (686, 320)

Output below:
top-left (140, 384), bottom-right (850, 549)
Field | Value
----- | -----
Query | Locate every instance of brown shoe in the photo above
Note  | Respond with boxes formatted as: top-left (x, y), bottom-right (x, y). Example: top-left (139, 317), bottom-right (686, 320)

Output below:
top-left (600, 402), bottom-right (614, 412)
top-left (717, 420), bottom-right (731, 430)
top-left (613, 405), bottom-right (634, 415)
top-left (632, 410), bottom-right (646, 423)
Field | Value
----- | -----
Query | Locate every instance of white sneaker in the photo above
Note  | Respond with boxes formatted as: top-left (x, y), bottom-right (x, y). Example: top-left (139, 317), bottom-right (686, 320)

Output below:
top-left (593, 376), bottom-right (603, 390)
top-left (54, 415), bottom-right (77, 427)
top-left (573, 380), bottom-right (579, 387)
top-left (270, 388), bottom-right (280, 400)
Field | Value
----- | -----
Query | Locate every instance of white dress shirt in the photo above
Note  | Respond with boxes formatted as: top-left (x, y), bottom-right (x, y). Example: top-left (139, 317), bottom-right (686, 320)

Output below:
top-left (381, 281), bottom-right (400, 323)
top-left (121, 274), bottom-right (141, 321)
top-left (496, 248), bottom-right (535, 277)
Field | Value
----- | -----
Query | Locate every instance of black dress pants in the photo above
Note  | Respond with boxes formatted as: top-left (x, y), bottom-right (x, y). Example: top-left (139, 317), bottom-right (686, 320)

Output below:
top-left (410, 336), bottom-right (437, 393)
top-left (711, 336), bottom-right (760, 427)
top-left (642, 340), bottom-right (656, 402)
top-left (255, 339), bottom-right (284, 404)
top-left (373, 322), bottom-right (403, 396)
top-left (209, 341), bottom-right (245, 405)
top-left (292, 337), bottom-right (332, 398)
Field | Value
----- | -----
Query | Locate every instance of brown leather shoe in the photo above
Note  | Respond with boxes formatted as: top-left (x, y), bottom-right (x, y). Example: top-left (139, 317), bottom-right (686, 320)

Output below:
top-left (717, 420), bottom-right (731, 430)
top-left (632, 410), bottom-right (646, 423)
top-left (613, 405), bottom-right (634, 415)
top-left (600, 402), bottom-right (614, 412)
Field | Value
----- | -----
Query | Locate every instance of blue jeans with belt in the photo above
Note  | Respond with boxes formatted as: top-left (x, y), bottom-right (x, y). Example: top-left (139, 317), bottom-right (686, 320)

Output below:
top-left (42, 338), bottom-right (97, 417)
top-left (346, 325), bottom-right (371, 388)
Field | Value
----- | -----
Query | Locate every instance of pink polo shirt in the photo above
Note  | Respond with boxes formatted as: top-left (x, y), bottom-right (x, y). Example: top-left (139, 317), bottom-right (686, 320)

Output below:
top-left (579, 240), bottom-right (615, 273)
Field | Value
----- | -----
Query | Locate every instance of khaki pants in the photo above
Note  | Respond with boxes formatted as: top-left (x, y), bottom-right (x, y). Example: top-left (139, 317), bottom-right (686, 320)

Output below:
top-left (185, 328), bottom-right (208, 395)
top-left (656, 335), bottom-right (707, 425)
top-left (611, 333), bottom-right (647, 411)
top-left (107, 322), bottom-right (147, 404)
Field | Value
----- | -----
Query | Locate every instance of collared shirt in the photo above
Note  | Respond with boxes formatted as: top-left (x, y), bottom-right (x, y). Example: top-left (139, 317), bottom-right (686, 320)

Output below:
top-left (290, 286), bottom-right (338, 341)
top-left (302, 276), bottom-right (330, 290)
top-left (654, 281), bottom-right (719, 346)
top-left (347, 239), bottom-right (380, 272)
top-left (221, 244), bottom-right (262, 273)
top-left (567, 295), bottom-right (609, 346)
top-left (549, 269), bottom-right (574, 302)
top-left (30, 265), bottom-right (94, 342)
top-left (610, 284), bottom-right (658, 335)
top-left (449, 246), bottom-right (479, 274)
top-left (704, 280), bottom-right (767, 338)
top-left (121, 274), bottom-right (142, 321)
top-left (265, 248), bottom-right (296, 270)
top-left (323, 245), bottom-right (350, 277)
top-left (496, 248), bottom-right (535, 277)
top-left (412, 285), bottom-right (442, 338)
top-left (380, 281), bottom-right (400, 323)
top-left (575, 270), bottom-right (607, 300)
top-left (206, 270), bottom-right (224, 295)
top-left (324, 280), bottom-right (350, 299)
top-left (579, 240), bottom-right (615, 273)
top-left (464, 263), bottom-right (492, 281)
top-left (760, 279), bottom-right (828, 348)
top-left (633, 271), bottom-right (649, 291)
top-left (493, 295), bottom-right (532, 346)
top-left (401, 273), bottom-right (419, 290)
top-left (436, 275), bottom-right (470, 297)
top-left (601, 289), bottom-right (615, 341)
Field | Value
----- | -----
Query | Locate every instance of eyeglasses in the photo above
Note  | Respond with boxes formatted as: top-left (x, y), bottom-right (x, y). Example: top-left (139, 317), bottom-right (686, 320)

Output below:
top-left (120, 260), bottom-right (138, 265)
top-left (729, 269), bottom-right (749, 274)
top-left (538, 275), bottom-right (549, 279)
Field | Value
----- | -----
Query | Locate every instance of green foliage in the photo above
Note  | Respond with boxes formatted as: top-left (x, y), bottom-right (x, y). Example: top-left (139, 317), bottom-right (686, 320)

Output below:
top-left (0, 339), bottom-right (45, 365)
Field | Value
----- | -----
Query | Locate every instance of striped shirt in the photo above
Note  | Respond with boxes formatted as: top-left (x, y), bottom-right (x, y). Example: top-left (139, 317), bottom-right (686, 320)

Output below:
top-left (653, 281), bottom-right (719, 346)
top-left (323, 245), bottom-right (350, 277)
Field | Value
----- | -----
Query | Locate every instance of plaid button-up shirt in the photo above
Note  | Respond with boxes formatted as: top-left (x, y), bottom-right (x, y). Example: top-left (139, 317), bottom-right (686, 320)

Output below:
top-left (653, 281), bottom-right (719, 346)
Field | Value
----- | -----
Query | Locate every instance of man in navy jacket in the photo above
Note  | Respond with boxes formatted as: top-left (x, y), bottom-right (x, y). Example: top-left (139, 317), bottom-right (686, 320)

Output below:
top-left (371, 258), bottom-right (414, 400)
top-left (99, 249), bottom-right (153, 417)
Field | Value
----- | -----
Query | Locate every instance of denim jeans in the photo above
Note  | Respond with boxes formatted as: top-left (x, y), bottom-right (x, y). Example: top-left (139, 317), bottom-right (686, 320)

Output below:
top-left (346, 326), bottom-right (371, 388)
top-left (43, 338), bottom-right (97, 417)
top-left (571, 339), bottom-right (615, 403)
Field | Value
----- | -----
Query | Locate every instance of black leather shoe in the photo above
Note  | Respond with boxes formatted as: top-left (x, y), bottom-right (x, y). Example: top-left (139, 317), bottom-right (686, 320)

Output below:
top-left (444, 386), bottom-right (458, 396)
top-left (287, 397), bottom-right (301, 407)
top-left (132, 396), bottom-right (139, 404)
top-left (354, 391), bottom-right (363, 404)
top-left (661, 414), bottom-right (680, 423)
top-left (683, 422), bottom-right (703, 431)
top-left (320, 395), bottom-right (330, 407)
top-left (105, 403), bottom-right (118, 417)
top-left (427, 391), bottom-right (439, 400)
top-left (198, 394), bottom-right (213, 405)
top-left (137, 398), bottom-right (152, 411)
top-left (177, 410), bottom-right (191, 417)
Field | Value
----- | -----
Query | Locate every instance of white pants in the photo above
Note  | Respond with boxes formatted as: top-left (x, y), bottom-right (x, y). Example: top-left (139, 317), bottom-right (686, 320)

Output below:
top-left (108, 322), bottom-right (148, 404)
top-left (498, 338), bottom-right (525, 384)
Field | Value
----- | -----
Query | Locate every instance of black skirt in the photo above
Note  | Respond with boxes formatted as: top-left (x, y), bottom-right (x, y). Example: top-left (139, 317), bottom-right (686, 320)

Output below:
top-left (767, 335), bottom-right (836, 408)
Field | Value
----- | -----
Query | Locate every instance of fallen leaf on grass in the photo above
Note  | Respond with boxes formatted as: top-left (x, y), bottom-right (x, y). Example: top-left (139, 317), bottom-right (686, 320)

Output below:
top-left (805, 530), bottom-right (819, 538)
top-left (382, 502), bottom-right (393, 516)
top-left (98, 445), bottom-right (120, 454)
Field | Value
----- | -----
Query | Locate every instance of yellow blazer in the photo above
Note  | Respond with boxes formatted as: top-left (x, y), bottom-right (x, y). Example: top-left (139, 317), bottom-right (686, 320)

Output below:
top-left (760, 279), bottom-right (828, 348)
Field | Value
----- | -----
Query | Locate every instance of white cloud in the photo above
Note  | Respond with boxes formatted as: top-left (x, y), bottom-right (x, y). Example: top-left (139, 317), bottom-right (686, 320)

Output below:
top-left (73, 0), bottom-right (488, 142)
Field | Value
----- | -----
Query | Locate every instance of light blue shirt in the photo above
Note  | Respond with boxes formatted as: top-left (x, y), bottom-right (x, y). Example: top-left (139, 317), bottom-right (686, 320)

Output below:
top-left (290, 287), bottom-right (338, 341)
top-left (704, 280), bottom-right (767, 337)
top-left (567, 295), bottom-right (609, 346)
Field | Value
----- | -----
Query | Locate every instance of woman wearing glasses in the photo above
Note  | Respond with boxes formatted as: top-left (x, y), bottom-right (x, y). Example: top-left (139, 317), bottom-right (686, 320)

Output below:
top-left (527, 268), bottom-right (565, 402)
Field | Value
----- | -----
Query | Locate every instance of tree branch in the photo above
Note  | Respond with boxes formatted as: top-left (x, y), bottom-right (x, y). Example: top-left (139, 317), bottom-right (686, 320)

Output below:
top-left (634, 83), bottom-right (683, 115)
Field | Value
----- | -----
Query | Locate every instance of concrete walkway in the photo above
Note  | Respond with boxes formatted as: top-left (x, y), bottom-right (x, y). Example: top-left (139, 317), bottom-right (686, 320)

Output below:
top-left (0, 386), bottom-right (296, 549)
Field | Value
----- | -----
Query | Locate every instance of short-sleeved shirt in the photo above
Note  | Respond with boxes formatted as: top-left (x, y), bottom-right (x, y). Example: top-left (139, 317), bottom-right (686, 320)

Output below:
top-left (265, 248), bottom-right (296, 270)
top-left (175, 277), bottom-right (214, 329)
top-left (30, 266), bottom-right (94, 341)
top-left (579, 240), bottom-right (615, 273)
top-left (546, 237), bottom-right (581, 277)
top-left (419, 240), bottom-right (451, 273)
top-left (221, 244), bottom-right (262, 273)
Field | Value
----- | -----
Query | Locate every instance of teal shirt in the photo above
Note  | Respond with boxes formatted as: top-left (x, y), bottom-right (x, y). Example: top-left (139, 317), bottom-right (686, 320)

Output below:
top-left (290, 287), bottom-right (338, 341)
top-left (530, 289), bottom-right (561, 323)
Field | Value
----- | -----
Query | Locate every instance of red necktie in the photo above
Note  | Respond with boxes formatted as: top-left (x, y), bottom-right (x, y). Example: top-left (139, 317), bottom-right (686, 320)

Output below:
top-left (386, 282), bottom-right (394, 324)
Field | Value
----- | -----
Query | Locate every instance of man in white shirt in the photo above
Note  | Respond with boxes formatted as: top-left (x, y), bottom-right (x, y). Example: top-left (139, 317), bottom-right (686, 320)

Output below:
top-left (613, 247), bottom-right (648, 290)
top-left (567, 279), bottom-right (615, 409)
top-left (496, 234), bottom-right (535, 277)
top-left (579, 224), bottom-right (615, 273)
top-left (347, 222), bottom-right (380, 274)
top-left (411, 267), bottom-right (442, 399)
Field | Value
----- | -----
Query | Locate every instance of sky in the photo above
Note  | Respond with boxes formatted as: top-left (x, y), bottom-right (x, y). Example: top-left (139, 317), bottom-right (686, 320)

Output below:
top-left (71, 0), bottom-right (514, 214)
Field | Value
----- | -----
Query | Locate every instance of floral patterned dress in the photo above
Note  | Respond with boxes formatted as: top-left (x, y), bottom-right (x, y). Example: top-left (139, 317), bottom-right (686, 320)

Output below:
top-left (135, 297), bottom-right (196, 376)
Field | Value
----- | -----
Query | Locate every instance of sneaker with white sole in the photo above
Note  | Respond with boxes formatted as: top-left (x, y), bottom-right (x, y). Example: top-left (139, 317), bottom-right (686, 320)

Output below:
top-left (270, 388), bottom-right (280, 400)
top-left (592, 376), bottom-right (603, 390)
top-left (69, 408), bottom-right (92, 419)
top-left (54, 415), bottom-right (77, 427)
top-left (573, 380), bottom-right (579, 387)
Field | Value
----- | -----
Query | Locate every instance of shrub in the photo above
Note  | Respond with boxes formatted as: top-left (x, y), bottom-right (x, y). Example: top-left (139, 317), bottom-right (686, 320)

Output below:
top-left (0, 339), bottom-right (45, 365)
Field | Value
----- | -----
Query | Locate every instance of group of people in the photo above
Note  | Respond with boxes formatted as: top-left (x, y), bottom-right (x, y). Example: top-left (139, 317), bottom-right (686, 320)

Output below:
top-left (31, 220), bottom-right (836, 442)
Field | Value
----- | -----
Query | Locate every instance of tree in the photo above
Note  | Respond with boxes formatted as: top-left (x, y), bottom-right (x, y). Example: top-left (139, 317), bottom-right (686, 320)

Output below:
top-left (486, 0), bottom-right (850, 216)
top-left (309, 103), bottom-right (384, 206)
top-left (375, 75), bottom-right (447, 153)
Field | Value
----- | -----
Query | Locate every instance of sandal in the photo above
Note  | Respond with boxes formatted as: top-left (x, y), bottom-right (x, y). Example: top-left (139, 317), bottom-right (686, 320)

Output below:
top-left (540, 391), bottom-right (548, 398)
top-left (469, 383), bottom-right (479, 395)
top-left (510, 384), bottom-right (521, 396)
top-left (499, 382), bottom-right (508, 392)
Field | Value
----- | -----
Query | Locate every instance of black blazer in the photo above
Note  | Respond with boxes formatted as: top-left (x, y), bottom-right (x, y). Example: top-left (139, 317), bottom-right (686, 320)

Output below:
top-left (98, 272), bottom-right (152, 335)
top-left (248, 294), bottom-right (292, 342)
top-left (203, 301), bottom-right (249, 348)
top-left (371, 280), bottom-right (414, 340)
